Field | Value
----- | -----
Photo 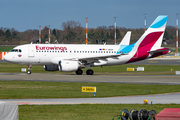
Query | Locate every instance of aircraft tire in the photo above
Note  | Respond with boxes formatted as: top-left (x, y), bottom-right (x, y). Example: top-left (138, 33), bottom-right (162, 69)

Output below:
top-left (27, 70), bottom-right (31, 75)
top-left (86, 69), bottom-right (94, 75)
top-left (76, 69), bottom-right (83, 75)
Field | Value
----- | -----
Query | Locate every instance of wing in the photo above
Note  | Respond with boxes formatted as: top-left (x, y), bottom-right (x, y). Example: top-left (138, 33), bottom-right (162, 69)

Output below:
top-left (50, 53), bottom-right (128, 65)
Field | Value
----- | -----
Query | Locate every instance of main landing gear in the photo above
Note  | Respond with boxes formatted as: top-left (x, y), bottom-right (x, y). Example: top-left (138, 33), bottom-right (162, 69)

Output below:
top-left (75, 69), bottom-right (94, 75)
top-left (86, 69), bottom-right (94, 75)
top-left (76, 69), bottom-right (83, 75)
top-left (27, 65), bottom-right (32, 75)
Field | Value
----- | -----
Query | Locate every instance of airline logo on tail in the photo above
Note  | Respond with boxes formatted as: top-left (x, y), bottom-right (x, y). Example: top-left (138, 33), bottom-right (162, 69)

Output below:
top-left (127, 15), bottom-right (168, 63)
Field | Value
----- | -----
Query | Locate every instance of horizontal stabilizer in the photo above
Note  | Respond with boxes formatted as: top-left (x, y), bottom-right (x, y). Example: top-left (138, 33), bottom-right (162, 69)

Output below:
top-left (148, 48), bottom-right (170, 54)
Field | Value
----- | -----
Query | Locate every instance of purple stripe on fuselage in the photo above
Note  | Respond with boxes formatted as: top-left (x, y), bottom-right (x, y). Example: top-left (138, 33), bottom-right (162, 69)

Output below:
top-left (127, 32), bottom-right (163, 63)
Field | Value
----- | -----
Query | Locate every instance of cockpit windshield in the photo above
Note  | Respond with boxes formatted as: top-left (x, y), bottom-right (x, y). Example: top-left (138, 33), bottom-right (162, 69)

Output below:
top-left (11, 49), bottom-right (22, 52)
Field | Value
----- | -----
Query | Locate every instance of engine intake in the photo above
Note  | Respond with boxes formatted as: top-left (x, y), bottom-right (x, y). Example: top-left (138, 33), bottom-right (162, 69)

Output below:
top-left (43, 65), bottom-right (59, 71)
top-left (59, 60), bottom-right (79, 72)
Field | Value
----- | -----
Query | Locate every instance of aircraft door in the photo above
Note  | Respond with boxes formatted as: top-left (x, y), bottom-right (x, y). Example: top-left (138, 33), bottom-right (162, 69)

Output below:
top-left (28, 46), bottom-right (34, 57)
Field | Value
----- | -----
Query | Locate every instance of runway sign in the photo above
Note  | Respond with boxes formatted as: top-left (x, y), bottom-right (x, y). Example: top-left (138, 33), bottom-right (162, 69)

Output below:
top-left (127, 68), bottom-right (134, 71)
top-left (82, 86), bottom-right (96, 92)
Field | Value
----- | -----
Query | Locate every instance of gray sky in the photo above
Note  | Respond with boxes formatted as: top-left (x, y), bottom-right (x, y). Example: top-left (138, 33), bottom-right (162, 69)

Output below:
top-left (0, 0), bottom-right (179, 31)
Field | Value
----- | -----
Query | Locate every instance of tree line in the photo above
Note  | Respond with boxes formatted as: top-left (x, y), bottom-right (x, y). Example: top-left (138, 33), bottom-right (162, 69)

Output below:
top-left (0, 21), bottom-right (179, 46)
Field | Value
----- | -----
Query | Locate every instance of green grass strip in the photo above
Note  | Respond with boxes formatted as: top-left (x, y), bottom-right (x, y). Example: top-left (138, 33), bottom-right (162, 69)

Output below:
top-left (19, 104), bottom-right (180, 120)
top-left (1, 63), bottom-right (180, 75)
top-left (0, 46), bottom-right (14, 52)
top-left (0, 81), bottom-right (180, 99)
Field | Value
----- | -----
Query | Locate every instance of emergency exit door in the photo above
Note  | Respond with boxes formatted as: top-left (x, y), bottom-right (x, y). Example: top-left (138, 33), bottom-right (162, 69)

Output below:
top-left (28, 46), bottom-right (34, 57)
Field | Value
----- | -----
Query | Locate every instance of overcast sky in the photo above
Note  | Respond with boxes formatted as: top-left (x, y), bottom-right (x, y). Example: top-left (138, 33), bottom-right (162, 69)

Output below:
top-left (0, 0), bottom-right (179, 32)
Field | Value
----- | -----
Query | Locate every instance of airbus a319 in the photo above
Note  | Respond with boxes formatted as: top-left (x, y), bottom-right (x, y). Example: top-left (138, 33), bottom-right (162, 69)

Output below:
top-left (4, 15), bottom-right (169, 75)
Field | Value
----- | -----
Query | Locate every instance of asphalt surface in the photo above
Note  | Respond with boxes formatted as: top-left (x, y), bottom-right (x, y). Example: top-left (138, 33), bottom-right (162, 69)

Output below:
top-left (1, 73), bottom-right (180, 85)
top-left (2, 93), bottom-right (180, 105)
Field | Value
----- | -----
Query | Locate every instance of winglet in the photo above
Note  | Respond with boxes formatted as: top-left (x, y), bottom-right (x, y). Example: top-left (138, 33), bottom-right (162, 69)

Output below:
top-left (119, 31), bottom-right (131, 45)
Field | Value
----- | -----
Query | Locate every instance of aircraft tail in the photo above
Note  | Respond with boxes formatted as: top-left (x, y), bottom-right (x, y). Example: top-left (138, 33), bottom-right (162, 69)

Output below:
top-left (119, 31), bottom-right (131, 45)
top-left (127, 15), bottom-right (169, 63)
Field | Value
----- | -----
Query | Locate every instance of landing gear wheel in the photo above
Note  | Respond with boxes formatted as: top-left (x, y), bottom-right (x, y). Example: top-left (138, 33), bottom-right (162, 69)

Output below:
top-left (27, 65), bottom-right (32, 75)
top-left (86, 69), bottom-right (94, 75)
top-left (76, 69), bottom-right (83, 75)
top-left (27, 70), bottom-right (31, 75)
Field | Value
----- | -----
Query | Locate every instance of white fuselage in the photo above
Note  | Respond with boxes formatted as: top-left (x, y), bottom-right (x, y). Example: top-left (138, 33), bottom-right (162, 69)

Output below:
top-left (4, 44), bottom-right (134, 66)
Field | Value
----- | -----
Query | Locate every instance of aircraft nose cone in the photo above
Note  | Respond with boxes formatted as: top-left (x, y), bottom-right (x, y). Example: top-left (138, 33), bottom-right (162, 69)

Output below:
top-left (3, 54), bottom-right (10, 62)
top-left (3, 54), bottom-right (7, 61)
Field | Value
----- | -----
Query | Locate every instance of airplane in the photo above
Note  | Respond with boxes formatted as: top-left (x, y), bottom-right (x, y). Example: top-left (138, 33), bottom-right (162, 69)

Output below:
top-left (4, 15), bottom-right (169, 75)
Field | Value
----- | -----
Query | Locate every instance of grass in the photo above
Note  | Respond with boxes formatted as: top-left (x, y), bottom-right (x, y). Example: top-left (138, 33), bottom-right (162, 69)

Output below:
top-left (0, 46), bottom-right (14, 52)
top-left (19, 104), bottom-right (180, 120)
top-left (0, 81), bottom-right (180, 99)
top-left (1, 63), bottom-right (180, 75)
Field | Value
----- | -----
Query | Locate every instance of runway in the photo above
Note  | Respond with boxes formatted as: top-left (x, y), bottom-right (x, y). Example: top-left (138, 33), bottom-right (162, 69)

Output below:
top-left (1, 73), bottom-right (180, 85)
top-left (1, 73), bottom-right (180, 105)
top-left (1, 93), bottom-right (180, 105)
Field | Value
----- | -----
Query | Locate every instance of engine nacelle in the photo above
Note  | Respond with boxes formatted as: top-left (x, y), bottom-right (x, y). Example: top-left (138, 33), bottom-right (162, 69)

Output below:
top-left (59, 60), bottom-right (79, 72)
top-left (44, 65), bottom-right (59, 71)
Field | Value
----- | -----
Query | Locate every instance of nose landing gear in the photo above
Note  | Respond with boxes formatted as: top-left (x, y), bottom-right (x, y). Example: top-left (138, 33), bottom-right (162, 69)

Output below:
top-left (27, 65), bottom-right (32, 75)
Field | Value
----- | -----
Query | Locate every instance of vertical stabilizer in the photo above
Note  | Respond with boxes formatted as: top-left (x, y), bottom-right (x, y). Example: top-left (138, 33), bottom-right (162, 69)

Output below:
top-left (127, 15), bottom-right (168, 63)
top-left (119, 31), bottom-right (131, 45)
top-left (135, 15), bottom-right (168, 49)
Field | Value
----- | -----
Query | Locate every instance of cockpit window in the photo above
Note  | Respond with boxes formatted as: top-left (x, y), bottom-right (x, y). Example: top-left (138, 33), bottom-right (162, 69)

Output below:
top-left (11, 49), bottom-right (22, 52)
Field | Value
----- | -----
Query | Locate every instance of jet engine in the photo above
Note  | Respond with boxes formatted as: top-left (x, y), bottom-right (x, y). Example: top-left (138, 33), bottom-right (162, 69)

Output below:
top-left (43, 65), bottom-right (59, 71)
top-left (59, 60), bottom-right (80, 72)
